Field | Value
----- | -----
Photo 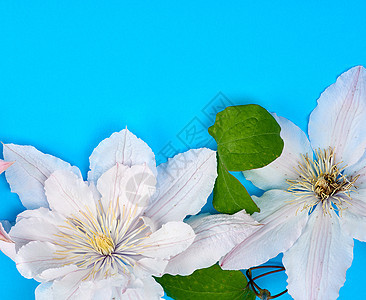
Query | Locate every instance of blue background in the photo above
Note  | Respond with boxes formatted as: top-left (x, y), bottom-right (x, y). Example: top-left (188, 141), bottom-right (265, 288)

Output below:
top-left (0, 1), bottom-right (365, 299)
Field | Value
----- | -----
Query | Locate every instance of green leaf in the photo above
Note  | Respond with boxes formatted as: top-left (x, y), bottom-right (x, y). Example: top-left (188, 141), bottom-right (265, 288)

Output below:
top-left (213, 155), bottom-right (259, 214)
top-left (209, 105), bottom-right (284, 171)
top-left (155, 264), bottom-right (255, 300)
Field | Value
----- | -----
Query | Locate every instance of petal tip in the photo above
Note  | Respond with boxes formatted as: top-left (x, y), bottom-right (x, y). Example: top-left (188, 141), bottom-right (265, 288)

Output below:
top-left (0, 160), bottom-right (15, 174)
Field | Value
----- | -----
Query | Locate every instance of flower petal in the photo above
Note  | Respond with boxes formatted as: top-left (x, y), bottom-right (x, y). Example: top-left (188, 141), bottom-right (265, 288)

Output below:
top-left (123, 277), bottom-right (164, 300)
top-left (0, 221), bottom-right (13, 243)
top-left (44, 170), bottom-right (96, 217)
top-left (283, 206), bottom-right (354, 300)
top-left (96, 163), bottom-right (156, 216)
top-left (340, 188), bottom-right (366, 241)
top-left (3, 144), bottom-right (81, 209)
top-left (144, 148), bottom-right (217, 228)
top-left (134, 257), bottom-right (169, 278)
top-left (344, 153), bottom-right (366, 189)
top-left (164, 210), bottom-right (259, 276)
top-left (0, 240), bottom-right (16, 261)
top-left (77, 275), bottom-right (129, 300)
top-left (88, 129), bottom-right (157, 184)
top-left (44, 268), bottom-right (91, 300)
top-left (38, 272), bottom-right (130, 300)
top-left (0, 160), bottom-right (14, 174)
top-left (220, 190), bottom-right (309, 270)
top-left (35, 282), bottom-right (53, 300)
top-left (139, 221), bottom-right (195, 259)
top-left (10, 208), bottom-right (65, 251)
top-left (308, 66), bottom-right (366, 167)
top-left (38, 265), bottom-right (80, 281)
top-left (15, 241), bottom-right (63, 280)
top-left (243, 114), bottom-right (312, 190)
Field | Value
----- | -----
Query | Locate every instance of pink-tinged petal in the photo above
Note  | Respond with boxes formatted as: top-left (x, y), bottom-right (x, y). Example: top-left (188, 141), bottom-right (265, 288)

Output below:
top-left (0, 221), bottom-right (16, 260)
top-left (88, 129), bottom-right (157, 184)
top-left (283, 206), bottom-right (354, 300)
top-left (3, 144), bottom-right (81, 209)
top-left (144, 148), bottom-right (217, 228)
top-left (139, 221), bottom-right (195, 259)
top-left (340, 188), bottom-right (366, 241)
top-left (96, 163), bottom-right (156, 216)
top-left (15, 241), bottom-right (64, 280)
top-left (165, 210), bottom-right (259, 276)
top-left (0, 221), bottom-right (13, 243)
top-left (123, 277), bottom-right (164, 300)
top-left (0, 160), bottom-right (14, 174)
top-left (244, 114), bottom-right (312, 190)
top-left (10, 208), bottom-right (65, 251)
top-left (44, 170), bottom-right (96, 217)
top-left (220, 190), bottom-right (309, 270)
top-left (309, 66), bottom-right (366, 167)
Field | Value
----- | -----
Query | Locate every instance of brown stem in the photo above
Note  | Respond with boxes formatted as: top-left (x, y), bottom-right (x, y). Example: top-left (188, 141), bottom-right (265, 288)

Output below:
top-left (246, 265), bottom-right (288, 299)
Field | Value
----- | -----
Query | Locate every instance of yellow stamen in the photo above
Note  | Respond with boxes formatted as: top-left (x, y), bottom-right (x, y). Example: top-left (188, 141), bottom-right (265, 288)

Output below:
top-left (92, 233), bottom-right (115, 256)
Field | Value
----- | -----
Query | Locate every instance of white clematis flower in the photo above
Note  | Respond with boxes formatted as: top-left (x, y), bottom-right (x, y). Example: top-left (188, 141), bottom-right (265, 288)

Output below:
top-left (220, 66), bottom-right (366, 300)
top-left (1, 129), bottom-right (218, 299)
top-left (0, 160), bottom-right (15, 247)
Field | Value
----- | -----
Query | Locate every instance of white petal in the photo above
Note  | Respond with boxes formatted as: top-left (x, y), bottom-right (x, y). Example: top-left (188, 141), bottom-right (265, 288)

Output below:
top-left (44, 170), bottom-right (96, 217)
top-left (0, 240), bottom-right (16, 261)
top-left (134, 257), bottom-right (168, 278)
top-left (42, 272), bottom-right (130, 300)
top-left (344, 153), bottom-right (366, 189)
top-left (88, 129), bottom-right (157, 184)
top-left (15, 241), bottom-right (63, 280)
top-left (97, 163), bottom-right (156, 215)
top-left (139, 221), bottom-right (195, 259)
top-left (123, 277), bottom-right (164, 300)
top-left (78, 275), bottom-right (130, 300)
top-left (165, 210), bottom-right (259, 276)
top-left (15, 206), bottom-right (65, 222)
top-left (243, 114), bottom-right (312, 190)
top-left (46, 269), bottom-right (91, 300)
top-left (35, 282), bottom-right (53, 300)
top-left (38, 265), bottom-right (80, 281)
top-left (140, 216), bottom-right (158, 233)
top-left (283, 206), bottom-right (354, 300)
top-left (10, 208), bottom-right (65, 251)
top-left (144, 148), bottom-right (217, 228)
top-left (340, 188), bottom-right (366, 241)
top-left (3, 144), bottom-right (81, 209)
top-left (309, 66), bottom-right (366, 167)
top-left (220, 190), bottom-right (309, 270)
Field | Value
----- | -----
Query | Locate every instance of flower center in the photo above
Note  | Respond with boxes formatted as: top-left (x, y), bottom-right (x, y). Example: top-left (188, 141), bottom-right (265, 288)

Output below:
top-left (92, 233), bottom-right (115, 256)
top-left (54, 200), bottom-right (152, 279)
top-left (314, 174), bottom-right (337, 200)
top-left (286, 148), bottom-right (359, 215)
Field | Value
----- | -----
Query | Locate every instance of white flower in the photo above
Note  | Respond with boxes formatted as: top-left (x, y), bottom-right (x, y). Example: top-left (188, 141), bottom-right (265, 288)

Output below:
top-left (220, 66), bottom-right (366, 300)
top-left (0, 160), bottom-right (15, 252)
top-left (1, 129), bottom-right (218, 299)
